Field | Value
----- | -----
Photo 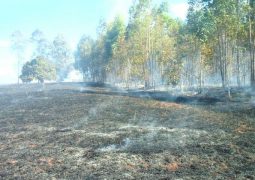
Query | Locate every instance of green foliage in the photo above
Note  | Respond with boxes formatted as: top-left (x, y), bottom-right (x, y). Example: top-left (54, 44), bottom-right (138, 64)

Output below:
top-left (19, 62), bottom-right (34, 83)
top-left (31, 29), bottom-right (52, 59)
top-left (29, 30), bottom-right (72, 81)
top-left (73, 0), bottom-right (185, 87)
top-left (52, 35), bottom-right (72, 81)
top-left (20, 56), bottom-right (56, 83)
top-left (74, 0), bottom-right (255, 88)
top-left (75, 16), bottom-right (126, 83)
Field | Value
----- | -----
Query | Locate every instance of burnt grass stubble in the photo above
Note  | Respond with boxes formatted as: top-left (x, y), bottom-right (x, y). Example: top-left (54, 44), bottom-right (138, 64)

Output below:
top-left (0, 83), bottom-right (254, 179)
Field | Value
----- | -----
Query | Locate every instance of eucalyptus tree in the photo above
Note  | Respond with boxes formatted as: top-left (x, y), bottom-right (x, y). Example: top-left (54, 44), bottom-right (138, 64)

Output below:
top-left (11, 31), bottom-right (27, 84)
top-left (75, 37), bottom-right (104, 82)
top-left (104, 16), bottom-right (126, 83)
top-left (108, 0), bottom-right (182, 88)
top-left (125, 0), bottom-right (153, 88)
top-left (187, 0), bottom-right (215, 90)
top-left (107, 17), bottom-right (128, 85)
top-left (74, 0), bottom-right (254, 89)
top-left (248, 0), bottom-right (255, 88)
top-left (31, 29), bottom-right (52, 60)
top-left (52, 35), bottom-right (73, 81)
top-left (151, 3), bottom-right (182, 86)
top-left (187, 0), bottom-right (246, 90)
top-left (75, 36), bottom-right (94, 81)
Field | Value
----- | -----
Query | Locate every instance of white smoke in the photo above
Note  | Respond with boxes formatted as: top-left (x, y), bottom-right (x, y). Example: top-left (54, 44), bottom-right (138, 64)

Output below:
top-left (64, 69), bottom-right (83, 82)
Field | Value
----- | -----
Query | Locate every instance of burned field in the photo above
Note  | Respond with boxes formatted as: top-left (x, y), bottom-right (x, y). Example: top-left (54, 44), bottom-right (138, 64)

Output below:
top-left (0, 83), bottom-right (254, 179)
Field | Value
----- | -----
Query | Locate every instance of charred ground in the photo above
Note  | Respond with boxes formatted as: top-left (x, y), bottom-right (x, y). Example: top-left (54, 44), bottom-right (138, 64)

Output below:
top-left (0, 83), bottom-right (254, 179)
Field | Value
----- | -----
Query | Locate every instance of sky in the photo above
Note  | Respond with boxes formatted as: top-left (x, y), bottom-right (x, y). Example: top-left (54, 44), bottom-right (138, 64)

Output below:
top-left (0, 0), bottom-right (188, 84)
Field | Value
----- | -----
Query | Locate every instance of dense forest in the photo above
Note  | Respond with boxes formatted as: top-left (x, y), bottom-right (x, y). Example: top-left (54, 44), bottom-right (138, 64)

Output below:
top-left (16, 0), bottom-right (255, 91)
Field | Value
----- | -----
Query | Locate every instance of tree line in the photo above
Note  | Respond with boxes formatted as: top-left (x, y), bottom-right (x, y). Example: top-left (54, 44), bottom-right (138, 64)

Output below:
top-left (75, 1), bottom-right (182, 89)
top-left (75, 0), bottom-right (255, 90)
top-left (16, 0), bottom-right (255, 90)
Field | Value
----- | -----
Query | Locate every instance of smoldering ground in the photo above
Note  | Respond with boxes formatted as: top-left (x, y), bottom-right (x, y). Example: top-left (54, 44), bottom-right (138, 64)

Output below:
top-left (0, 83), bottom-right (254, 179)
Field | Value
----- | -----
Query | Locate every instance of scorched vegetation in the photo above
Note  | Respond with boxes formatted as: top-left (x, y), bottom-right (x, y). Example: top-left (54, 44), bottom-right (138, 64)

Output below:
top-left (0, 83), bottom-right (254, 179)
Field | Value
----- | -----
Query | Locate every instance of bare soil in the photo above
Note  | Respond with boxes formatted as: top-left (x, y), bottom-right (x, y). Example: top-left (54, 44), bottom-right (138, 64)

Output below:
top-left (0, 83), bottom-right (254, 179)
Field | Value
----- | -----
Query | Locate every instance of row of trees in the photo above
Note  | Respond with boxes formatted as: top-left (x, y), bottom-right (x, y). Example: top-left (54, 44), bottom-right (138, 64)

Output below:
top-left (11, 30), bottom-right (73, 83)
top-left (14, 0), bottom-right (255, 89)
top-left (75, 0), bottom-right (255, 90)
top-left (186, 0), bottom-right (255, 90)
top-left (75, 1), bottom-right (182, 88)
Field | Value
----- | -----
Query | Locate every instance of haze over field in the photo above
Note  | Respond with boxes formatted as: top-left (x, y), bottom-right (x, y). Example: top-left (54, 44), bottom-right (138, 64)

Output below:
top-left (0, 1), bottom-right (255, 179)
top-left (0, 0), bottom-right (188, 85)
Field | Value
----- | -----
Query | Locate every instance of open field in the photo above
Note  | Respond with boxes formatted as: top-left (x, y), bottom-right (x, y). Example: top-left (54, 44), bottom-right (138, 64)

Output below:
top-left (0, 83), bottom-right (254, 179)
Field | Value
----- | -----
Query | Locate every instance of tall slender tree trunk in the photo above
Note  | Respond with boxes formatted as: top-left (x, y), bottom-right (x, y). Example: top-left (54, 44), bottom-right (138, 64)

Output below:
top-left (236, 46), bottom-right (241, 87)
top-left (236, 0), bottom-right (241, 87)
top-left (249, 0), bottom-right (255, 89)
top-left (218, 32), bottom-right (226, 88)
top-left (199, 62), bottom-right (203, 93)
top-left (198, 49), bottom-right (203, 93)
top-left (17, 59), bottom-right (20, 84)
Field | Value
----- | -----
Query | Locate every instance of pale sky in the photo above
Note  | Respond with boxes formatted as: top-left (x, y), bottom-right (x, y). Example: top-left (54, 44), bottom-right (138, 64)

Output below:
top-left (0, 0), bottom-right (188, 84)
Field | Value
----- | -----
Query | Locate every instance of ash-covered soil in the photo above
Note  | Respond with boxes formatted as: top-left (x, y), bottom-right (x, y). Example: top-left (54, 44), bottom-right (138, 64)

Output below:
top-left (0, 83), bottom-right (254, 179)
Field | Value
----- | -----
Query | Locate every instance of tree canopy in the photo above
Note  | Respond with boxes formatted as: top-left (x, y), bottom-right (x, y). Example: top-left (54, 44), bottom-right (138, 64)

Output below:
top-left (20, 56), bottom-right (56, 83)
top-left (12, 0), bottom-right (255, 90)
